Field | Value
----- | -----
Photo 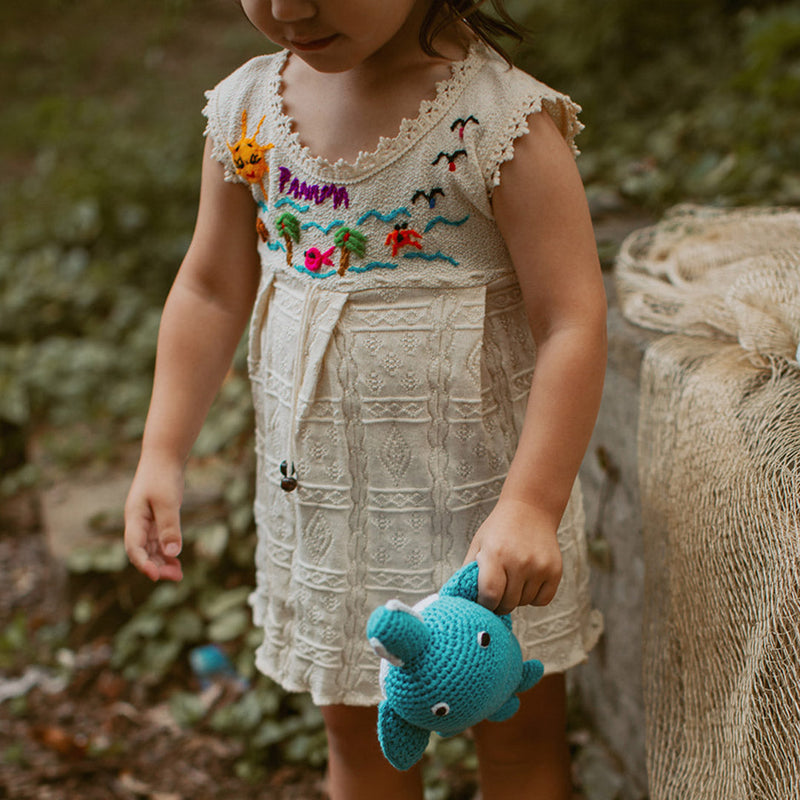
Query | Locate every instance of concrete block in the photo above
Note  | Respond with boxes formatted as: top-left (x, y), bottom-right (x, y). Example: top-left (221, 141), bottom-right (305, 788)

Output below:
top-left (573, 275), bottom-right (656, 799)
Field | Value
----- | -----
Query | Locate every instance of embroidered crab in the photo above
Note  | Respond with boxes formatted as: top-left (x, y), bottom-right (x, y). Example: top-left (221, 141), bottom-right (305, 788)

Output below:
top-left (227, 110), bottom-right (274, 201)
top-left (385, 222), bottom-right (422, 257)
top-left (367, 561), bottom-right (544, 770)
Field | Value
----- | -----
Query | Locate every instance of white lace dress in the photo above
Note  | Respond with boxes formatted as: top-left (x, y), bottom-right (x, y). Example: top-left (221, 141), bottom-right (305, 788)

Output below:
top-left (203, 41), bottom-right (603, 706)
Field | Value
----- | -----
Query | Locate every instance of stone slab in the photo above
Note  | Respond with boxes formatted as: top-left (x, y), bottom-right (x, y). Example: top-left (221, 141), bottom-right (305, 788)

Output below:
top-left (573, 275), bottom-right (656, 799)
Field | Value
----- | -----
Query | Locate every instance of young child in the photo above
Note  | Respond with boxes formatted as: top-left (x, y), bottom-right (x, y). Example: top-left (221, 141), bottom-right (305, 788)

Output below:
top-left (124, 1), bottom-right (607, 798)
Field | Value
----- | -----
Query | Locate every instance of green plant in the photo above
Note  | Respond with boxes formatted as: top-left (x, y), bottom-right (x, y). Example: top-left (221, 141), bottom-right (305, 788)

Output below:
top-left (511, 0), bottom-right (800, 207)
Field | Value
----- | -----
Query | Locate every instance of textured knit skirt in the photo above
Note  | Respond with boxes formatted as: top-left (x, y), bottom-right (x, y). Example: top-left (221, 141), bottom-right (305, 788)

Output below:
top-left (247, 268), bottom-right (603, 706)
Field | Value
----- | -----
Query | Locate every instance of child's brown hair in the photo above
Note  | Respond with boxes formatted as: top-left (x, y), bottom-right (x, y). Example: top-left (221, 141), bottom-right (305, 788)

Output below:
top-left (420, 0), bottom-right (525, 64)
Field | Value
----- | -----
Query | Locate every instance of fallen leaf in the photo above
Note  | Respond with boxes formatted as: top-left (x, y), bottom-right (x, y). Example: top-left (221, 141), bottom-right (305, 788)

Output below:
top-left (117, 770), bottom-right (152, 794)
top-left (31, 724), bottom-right (89, 759)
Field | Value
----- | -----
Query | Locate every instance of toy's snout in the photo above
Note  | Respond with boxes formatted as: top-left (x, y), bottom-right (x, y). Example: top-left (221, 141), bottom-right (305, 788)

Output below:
top-left (367, 600), bottom-right (430, 667)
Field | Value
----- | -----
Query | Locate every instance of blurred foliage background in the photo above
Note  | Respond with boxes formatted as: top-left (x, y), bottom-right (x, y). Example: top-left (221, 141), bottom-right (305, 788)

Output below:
top-left (0, 0), bottom-right (798, 791)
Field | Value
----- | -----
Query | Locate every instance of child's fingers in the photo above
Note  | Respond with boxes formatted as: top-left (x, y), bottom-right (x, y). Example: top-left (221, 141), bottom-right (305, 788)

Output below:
top-left (496, 573), bottom-right (532, 616)
top-left (151, 497), bottom-right (183, 560)
top-left (130, 548), bottom-right (160, 581)
top-left (474, 553), bottom-right (507, 611)
top-left (124, 518), bottom-right (160, 581)
top-left (464, 538), bottom-right (481, 566)
top-left (155, 558), bottom-right (183, 582)
top-left (530, 579), bottom-right (559, 607)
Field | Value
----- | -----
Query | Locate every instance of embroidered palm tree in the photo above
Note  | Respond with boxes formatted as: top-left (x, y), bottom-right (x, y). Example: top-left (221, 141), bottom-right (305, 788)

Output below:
top-left (276, 212), bottom-right (301, 265)
top-left (334, 226), bottom-right (367, 276)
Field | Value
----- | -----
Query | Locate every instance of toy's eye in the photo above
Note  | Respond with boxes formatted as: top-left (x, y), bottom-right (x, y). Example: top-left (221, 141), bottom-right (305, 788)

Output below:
top-left (234, 158), bottom-right (244, 169)
top-left (431, 702), bottom-right (450, 717)
top-left (249, 153), bottom-right (260, 164)
top-left (477, 631), bottom-right (491, 648)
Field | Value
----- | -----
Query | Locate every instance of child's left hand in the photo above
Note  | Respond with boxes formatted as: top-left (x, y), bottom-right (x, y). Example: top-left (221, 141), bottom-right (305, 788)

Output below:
top-left (463, 497), bottom-right (563, 615)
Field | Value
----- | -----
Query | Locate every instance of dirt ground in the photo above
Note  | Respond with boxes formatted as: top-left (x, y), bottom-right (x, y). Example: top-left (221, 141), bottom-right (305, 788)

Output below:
top-left (0, 491), bottom-right (593, 800)
top-left (0, 493), bottom-right (332, 800)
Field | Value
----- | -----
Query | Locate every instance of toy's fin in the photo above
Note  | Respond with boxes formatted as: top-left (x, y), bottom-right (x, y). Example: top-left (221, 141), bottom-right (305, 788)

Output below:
top-left (487, 695), bottom-right (520, 722)
top-left (377, 702), bottom-right (430, 771)
top-left (517, 659), bottom-right (545, 693)
top-left (440, 561), bottom-right (479, 601)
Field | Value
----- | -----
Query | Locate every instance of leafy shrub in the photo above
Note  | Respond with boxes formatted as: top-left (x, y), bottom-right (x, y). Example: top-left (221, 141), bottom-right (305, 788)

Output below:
top-left (513, 0), bottom-right (800, 206)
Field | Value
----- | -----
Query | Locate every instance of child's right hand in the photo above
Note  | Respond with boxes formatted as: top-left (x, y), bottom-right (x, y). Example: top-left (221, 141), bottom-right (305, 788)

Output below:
top-left (124, 455), bottom-right (185, 582)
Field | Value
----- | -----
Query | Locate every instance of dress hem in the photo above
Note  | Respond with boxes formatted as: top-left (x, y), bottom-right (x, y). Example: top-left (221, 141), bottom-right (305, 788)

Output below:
top-left (253, 607), bottom-right (604, 708)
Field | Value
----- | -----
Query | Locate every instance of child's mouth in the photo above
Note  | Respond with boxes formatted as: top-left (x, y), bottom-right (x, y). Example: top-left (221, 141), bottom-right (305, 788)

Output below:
top-left (291, 34), bottom-right (339, 52)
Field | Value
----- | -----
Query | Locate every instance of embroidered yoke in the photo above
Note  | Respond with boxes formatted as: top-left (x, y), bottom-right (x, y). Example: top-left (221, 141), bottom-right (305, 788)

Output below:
top-left (203, 42), bottom-right (603, 706)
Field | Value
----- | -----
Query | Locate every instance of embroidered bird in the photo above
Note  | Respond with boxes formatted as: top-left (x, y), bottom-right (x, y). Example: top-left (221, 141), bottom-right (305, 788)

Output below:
top-left (385, 223), bottom-right (422, 257)
top-left (227, 110), bottom-right (274, 202)
top-left (432, 150), bottom-right (467, 172)
top-left (450, 115), bottom-right (479, 139)
top-left (412, 188), bottom-right (445, 209)
top-left (304, 245), bottom-right (336, 272)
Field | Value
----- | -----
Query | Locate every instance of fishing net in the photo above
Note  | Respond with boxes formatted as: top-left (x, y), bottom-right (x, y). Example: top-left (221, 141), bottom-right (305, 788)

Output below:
top-left (615, 204), bottom-right (800, 799)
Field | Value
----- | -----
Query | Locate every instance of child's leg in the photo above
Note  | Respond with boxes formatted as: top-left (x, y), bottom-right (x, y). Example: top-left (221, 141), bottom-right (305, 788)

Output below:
top-left (320, 704), bottom-right (424, 800)
top-left (472, 674), bottom-right (571, 800)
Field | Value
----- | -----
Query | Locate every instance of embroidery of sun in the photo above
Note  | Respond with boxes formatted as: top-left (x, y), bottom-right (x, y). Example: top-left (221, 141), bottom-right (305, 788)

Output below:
top-left (385, 223), bottom-right (422, 257)
top-left (227, 110), bottom-right (274, 202)
top-left (432, 150), bottom-right (467, 172)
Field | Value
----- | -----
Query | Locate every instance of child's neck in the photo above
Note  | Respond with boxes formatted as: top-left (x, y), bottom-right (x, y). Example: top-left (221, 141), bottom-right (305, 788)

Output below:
top-left (280, 25), bottom-right (472, 165)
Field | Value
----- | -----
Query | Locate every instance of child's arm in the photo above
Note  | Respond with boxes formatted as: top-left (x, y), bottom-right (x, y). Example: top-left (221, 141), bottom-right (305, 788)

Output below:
top-left (124, 137), bottom-right (261, 582)
top-left (465, 110), bottom-right (607, 614)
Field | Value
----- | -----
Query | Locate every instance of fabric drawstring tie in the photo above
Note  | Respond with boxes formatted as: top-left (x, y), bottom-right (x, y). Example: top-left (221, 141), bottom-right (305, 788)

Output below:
top-left (281, 284), bottom-right (318, 491)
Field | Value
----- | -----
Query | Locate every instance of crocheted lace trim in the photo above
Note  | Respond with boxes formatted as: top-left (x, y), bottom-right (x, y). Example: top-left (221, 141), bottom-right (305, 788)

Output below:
top-left (202, 88), bottom-right (236, 181)
top-left (486, 92), bottom-right (584, 193)
top-left (268, 41), bottom-right (488, 182)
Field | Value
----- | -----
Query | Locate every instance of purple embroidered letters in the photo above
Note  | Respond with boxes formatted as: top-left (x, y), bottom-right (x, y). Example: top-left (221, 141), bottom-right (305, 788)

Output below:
top-left (278, 167), bottom-right (350, 210)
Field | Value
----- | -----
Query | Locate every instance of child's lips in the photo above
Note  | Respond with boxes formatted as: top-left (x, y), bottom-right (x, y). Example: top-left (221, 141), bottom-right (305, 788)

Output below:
top-left (290, 34), bottom-right (339, 51)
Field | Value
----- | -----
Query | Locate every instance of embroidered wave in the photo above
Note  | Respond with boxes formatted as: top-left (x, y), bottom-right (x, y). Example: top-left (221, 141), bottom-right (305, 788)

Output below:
top-left (403, 251), bottom-right (459, 266)
top-left (275, 197), bottom-right (310, 214)
top-left (293, 261), bottom-right (398, 279)
top-left (423, 215), bottom-right (470, 233)
top-left (302, 220), bottom-right (347, 234)
top-left (358, 208), bottom-right (410, 225)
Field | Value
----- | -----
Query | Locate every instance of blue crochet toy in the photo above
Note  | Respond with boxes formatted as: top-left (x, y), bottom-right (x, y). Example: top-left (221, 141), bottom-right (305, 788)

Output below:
top-left (366, 561), bottom-right (544, 770)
